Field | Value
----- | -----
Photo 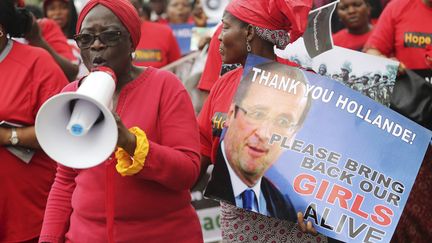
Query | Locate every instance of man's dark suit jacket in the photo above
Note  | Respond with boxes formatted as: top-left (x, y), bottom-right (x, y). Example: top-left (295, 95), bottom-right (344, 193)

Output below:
top-left (204, 145), bottom-right (297, 222)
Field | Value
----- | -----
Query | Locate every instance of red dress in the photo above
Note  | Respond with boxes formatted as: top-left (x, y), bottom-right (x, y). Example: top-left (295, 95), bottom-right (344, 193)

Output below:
top-left (39, 67), bottom-right (203, 243)
top-left (0, 40), bottom-right (68, 242)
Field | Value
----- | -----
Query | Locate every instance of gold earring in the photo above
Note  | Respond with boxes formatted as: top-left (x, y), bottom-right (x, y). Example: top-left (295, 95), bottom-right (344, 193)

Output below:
top-left (246, 40), bottom-right (251, 53)
top-left (0, 30), bottom-right (4, 38)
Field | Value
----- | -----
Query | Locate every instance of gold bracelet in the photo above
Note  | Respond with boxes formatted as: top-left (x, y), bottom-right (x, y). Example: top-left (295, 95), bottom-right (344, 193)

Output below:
top-left (115, 127), bottom-right (149, 176)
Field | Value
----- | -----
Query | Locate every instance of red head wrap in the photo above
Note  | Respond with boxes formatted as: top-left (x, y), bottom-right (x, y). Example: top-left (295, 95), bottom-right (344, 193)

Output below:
top-left (226, 0), bottom-right (312, 43)
top-left (76, 0), bottom-right (141, 49)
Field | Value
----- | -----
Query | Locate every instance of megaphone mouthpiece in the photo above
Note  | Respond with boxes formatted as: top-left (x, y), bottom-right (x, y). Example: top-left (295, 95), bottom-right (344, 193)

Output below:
top-left (66, 99), bottom-right (101, 136)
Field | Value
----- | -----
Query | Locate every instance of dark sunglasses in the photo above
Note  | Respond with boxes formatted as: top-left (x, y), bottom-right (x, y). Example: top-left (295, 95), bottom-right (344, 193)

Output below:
top-left (74, 31), bottom-right (123, 49)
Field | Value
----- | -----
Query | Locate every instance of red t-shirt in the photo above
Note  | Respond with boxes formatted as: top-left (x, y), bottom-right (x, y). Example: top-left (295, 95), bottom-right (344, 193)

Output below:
top-left (40, 18), bottom-right (77, 62)
top-left (364, 0), bottom-right (432, 69)
top-left (197, 67), bottom-right (242, 162)
top-left (197, 24), bottom-right (222, 91)
top-left (134, 21), bottom-right (181, 68)
top-left (0, 41), bottom-right (68, 242)
top-left (39, 67), bottom-right (203, 243)
top-left (333, 28), bottom-right (373, 51)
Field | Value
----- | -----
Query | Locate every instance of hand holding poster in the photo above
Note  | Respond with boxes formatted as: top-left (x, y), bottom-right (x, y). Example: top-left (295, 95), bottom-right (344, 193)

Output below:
top-left (204, 54), bottom-right (432, 242)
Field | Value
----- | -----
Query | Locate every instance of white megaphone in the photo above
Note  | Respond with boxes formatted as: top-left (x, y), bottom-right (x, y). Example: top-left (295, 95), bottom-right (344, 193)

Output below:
top-left (35, 67), bottom-right (118, 169)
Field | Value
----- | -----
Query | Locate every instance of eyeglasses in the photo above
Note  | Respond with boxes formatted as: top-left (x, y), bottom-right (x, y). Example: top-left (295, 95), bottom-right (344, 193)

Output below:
top-left (74, 31), bottom-right (123, 49)
top-left (235, 105), bottom-right (299, 132)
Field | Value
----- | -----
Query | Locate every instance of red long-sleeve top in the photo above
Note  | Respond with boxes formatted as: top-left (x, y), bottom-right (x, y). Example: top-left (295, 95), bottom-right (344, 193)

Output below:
top-left (39, 67), bottom-right (203, 243)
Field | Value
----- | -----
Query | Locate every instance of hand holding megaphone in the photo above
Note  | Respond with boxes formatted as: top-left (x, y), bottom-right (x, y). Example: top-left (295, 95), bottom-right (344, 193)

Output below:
top-left (35, 67), bottom-right (119, 169)
top-left (112, 112), bottom-right (137, 156)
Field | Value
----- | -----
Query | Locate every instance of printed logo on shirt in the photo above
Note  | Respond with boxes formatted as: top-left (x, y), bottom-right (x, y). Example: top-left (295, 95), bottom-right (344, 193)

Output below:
top-left (134, 49), bottom-right (162, 62)
top-left (404, 32), bottom-right (432, 48)
top-left (212, 112), bottom-right (227, 137)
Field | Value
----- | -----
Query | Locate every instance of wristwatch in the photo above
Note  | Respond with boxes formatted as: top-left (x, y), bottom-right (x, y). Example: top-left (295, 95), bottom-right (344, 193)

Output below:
top-left (9, 127), bottom-right (19, 145)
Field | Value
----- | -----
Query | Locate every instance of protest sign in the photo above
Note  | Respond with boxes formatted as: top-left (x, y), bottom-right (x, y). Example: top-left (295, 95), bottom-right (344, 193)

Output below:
top-left (171, 23), bottom-right (217, 56)
top-left (277, 43), bottom-right (399, 107)
top-left (170, 23), bottom-right (195, 56)
top-left (204, 54), bottom-right (432, 243)
top-left (302, 1), bottom-right (338, 58)
top-left (276, 0), bottom-right (398, 107)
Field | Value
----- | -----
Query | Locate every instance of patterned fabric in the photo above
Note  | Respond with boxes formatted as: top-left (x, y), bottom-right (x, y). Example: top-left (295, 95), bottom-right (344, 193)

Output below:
top-left (255, 26), bottom-right (290, 49)
top-left (391, 146), bottom-right (432, 243)
top-left (220, 202), bottom-right (328, 243)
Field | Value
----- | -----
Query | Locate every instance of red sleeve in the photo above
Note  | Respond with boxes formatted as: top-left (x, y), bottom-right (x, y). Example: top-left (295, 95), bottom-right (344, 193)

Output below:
top-left (137, 74), bottom-right (201, 191)
top-left (197, 24), bottom-right (223, 91)
top-left (167, 29), bottom-right (182, 63)
top-left (363, 1), bottom-right (399, 56)
top-left (40, 18), bottom-right (77, 62)
top-left (39, 165), bottom-right (78, 243)
top-left (30, 50), bottom-right (68, 117)
top-left (61, 80), bottom-right (79, 92)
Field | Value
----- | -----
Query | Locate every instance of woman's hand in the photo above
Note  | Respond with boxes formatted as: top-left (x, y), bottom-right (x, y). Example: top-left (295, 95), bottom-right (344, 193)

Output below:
top-left (365, 47), bottom-right (406, 75)
top-left (297, 212), bottom-right (318, 236)
top-left (0, 127), bottom-right (11, 146)
top-left (113, 112), bottom-right (136, 156)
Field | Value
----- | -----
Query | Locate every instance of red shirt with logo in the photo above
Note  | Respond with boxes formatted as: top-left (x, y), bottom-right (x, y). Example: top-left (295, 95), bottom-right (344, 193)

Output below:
top-left (0, 41), bottom-right (68, 242)
top-left (364, 0), bottom-right (432, 69)
top-left (134, 21), bottom-right (181, 68)
top-left (198, 67), bottom-right (242, 162)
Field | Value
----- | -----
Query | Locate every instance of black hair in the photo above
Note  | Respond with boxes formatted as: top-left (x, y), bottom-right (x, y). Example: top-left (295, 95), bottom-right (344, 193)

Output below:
top-left (0, 0), bottom-right (32, 38)
top-left (65, 0), bottom-right (78, 39)
top-left (141, 2), bottom-right (152, 19)
top-left (25, 4), bottom-right (44, 19)
top-left (43, 0), bottom-right (78, 39)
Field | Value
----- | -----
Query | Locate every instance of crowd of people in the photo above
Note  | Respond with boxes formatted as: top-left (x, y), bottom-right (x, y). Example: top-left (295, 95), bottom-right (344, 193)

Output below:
top-left (0, 0), bottom-right (431, 242)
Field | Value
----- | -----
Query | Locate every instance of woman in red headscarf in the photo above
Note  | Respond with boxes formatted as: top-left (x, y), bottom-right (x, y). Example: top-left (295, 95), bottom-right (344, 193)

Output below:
top-left (39, 0), bottom-right (202, 242)
top-left (197, 0), bottom-right (335, 242)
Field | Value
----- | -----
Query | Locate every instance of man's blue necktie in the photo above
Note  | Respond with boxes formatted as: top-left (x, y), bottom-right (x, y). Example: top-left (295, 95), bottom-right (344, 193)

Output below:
top-left (242, 189), bottom-right (255, 211)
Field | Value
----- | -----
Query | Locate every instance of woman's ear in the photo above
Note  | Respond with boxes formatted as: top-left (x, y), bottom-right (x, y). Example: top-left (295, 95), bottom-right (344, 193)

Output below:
top-left (246, 24), bottom-right (255, 42)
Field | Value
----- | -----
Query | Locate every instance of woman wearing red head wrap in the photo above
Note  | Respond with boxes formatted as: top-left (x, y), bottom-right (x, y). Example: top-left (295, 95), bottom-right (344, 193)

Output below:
top-left (39, 0), bottom-right (203, 242)
top-left (197, 0), bottom-right (338, 242)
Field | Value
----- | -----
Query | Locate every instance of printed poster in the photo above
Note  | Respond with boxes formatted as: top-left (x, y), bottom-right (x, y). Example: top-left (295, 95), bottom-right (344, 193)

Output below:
top-left (170, 23), bottom-right (195, 56)
top-left (302, 1), bottom-right (338, 58)
top-left (275, 0), bottom-right (399, 107)
top-left (204, 54), bottom-right (431, 243)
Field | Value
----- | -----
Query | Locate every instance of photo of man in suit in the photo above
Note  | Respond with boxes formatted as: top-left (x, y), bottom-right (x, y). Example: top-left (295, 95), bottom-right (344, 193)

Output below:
top-left (204, 62), bottom-right (312, 221)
